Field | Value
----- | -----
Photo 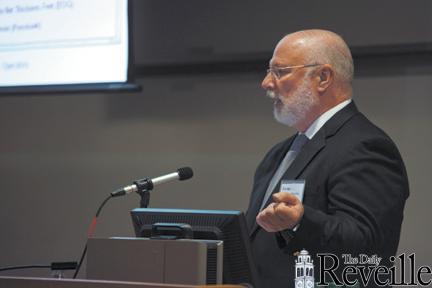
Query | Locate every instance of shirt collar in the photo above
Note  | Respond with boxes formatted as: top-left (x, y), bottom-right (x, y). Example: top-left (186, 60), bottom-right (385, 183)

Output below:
top-left (302, 99), bottom-right (352, 140)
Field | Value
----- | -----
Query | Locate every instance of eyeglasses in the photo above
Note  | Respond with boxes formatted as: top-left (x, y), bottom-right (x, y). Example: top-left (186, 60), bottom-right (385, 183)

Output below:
top-left (266, 63), bottom-right (323, 80)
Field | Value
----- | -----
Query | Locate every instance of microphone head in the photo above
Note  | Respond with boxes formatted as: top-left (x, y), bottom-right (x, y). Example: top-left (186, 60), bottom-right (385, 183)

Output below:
top-left (177, 167), bottom-right (193, 181)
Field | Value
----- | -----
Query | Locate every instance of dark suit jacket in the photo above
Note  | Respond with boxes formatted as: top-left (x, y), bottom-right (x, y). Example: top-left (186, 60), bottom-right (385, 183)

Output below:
top-left (246, 102), bottom-right (409, 288)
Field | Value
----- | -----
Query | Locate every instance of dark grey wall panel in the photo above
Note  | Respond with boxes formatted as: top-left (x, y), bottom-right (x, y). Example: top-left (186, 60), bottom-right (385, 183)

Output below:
top-left (133, 0), bottom-right (432, 65)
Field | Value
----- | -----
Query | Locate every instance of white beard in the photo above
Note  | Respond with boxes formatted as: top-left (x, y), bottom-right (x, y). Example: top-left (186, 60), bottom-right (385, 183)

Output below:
top-left (268, 77), bottom-right (318, 127)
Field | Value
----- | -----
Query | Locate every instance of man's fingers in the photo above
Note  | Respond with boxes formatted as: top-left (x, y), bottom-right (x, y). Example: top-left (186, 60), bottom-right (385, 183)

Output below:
top-left (258, 206), bottom-right (280, 228)
top-left (256, 204), bottom-right (284, 232)
top-left (256, 216), bottom-right (275, 232)
top-left (275, 201), bottom-right (304, 228)
top-left (272, 192), bottom-right (300, 204)
top-left (256, 198), bottom-right (305, 232)
top-left (256, 213), bottom-right (277, 232)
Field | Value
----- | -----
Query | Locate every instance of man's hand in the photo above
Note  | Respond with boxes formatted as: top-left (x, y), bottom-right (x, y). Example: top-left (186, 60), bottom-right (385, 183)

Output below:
top-left (256, 192), bottom-right (304, 232)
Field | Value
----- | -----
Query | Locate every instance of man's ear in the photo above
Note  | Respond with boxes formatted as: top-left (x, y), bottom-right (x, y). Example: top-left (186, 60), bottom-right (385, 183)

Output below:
top-left (317, 65), bottom-right (333, 93)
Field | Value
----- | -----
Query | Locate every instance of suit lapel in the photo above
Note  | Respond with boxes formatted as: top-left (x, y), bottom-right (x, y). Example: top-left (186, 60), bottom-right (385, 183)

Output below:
top-left (246, 136), bottom-right (296, 232)
top-left (249, 133), bottom-right (326, 235)
top-left (249, 101), bottom-right (360, 237)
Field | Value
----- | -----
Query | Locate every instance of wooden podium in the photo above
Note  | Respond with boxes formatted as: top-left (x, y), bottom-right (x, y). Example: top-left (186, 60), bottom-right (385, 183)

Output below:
top-left (0, 276), bottom-right (246, 288)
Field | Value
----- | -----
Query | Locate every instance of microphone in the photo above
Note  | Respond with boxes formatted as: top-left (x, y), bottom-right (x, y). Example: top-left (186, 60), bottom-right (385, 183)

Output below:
top-left (111, 167), bottom-right (193, 197)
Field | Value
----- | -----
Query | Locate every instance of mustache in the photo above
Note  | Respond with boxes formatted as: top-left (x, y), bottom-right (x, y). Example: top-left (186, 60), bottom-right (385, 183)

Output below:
top-left (266, 90), bottom-right (277, 99)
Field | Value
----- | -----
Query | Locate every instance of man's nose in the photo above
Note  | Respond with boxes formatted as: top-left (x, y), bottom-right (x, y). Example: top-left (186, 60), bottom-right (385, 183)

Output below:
top-left (261, 73), bottom-right (274, 90)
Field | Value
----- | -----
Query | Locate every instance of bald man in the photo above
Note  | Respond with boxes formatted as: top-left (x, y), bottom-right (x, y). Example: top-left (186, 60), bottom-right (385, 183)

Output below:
top-left (245, 30), bottom-right (409, 287)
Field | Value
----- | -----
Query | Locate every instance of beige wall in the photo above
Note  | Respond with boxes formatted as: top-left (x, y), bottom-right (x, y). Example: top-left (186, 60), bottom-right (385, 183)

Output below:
top-left (0, 69), bottom-right (431, 277)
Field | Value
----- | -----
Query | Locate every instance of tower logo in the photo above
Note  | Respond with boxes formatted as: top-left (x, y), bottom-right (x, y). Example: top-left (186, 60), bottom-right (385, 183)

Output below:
top-left (295, 249), bottom-right (314, 288)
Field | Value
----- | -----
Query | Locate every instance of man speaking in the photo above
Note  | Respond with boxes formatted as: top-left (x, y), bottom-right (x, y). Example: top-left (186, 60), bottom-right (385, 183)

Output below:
top-left (245, 29), bottom-right (409, 287)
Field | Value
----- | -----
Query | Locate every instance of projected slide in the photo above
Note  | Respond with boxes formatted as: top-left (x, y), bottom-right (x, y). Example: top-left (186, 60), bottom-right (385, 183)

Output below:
top-left (0, 0), bottom-right (128, 87)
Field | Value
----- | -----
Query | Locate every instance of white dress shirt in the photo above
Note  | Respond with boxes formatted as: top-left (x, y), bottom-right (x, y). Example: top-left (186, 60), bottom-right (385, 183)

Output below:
top-left (303, 99), bottom-right (352, 140)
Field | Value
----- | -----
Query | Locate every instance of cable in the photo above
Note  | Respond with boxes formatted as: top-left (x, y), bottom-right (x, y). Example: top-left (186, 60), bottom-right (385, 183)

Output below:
top-left (0, 262), bottom-right (77, 272)
top-left (1, 196), bottom-right (112, 278)
top-left (73, 194), bottom-right (113, 279)
top-left (0, 265), bottom-right (50, 272)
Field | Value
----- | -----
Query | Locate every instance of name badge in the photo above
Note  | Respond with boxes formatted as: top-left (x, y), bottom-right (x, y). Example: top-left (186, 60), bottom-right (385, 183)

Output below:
top-left (280, 180), bottom-right (306, 202)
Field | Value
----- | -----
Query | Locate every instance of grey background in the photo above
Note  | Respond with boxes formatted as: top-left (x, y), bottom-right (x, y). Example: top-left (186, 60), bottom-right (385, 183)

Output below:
top-left (0, 0), bottom-right (431, 281)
